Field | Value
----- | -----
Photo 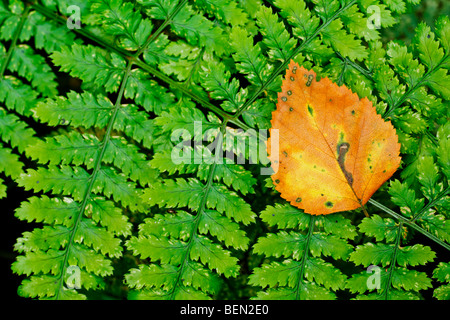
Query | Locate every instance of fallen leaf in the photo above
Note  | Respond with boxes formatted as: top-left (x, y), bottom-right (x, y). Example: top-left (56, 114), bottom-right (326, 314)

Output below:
top-left (267, 61), bottom-right (401, 215)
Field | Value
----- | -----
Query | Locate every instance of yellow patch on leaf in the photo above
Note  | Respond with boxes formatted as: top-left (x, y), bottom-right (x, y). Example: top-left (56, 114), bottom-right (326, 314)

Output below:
top-left (267, 61), bottom-right (401, 215)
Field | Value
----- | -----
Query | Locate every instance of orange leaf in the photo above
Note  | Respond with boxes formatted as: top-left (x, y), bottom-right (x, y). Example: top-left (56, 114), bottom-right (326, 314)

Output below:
top-left (267, 61), bottom-right (401, 215)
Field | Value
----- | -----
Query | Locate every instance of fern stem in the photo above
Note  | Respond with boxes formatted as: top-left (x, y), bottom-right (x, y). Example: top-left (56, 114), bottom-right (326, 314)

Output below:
top-left (231, 0), bottom-right (358, 121)
top-left (134, 0), bottom-right (188, 58)
top-left (383, 221), bottom-right (403, 300)
top-left (336, 58), bottom-right (348, 86)
top-left (133, 59), bottom-right (252, 130)
top-left (294, 215), bottom-right (315, 300)
top-left (54, 61), bottom-right (134, 299)
top-left (411, 186), bottom-right (450, 223)
top-left (0, 6), bottom-right (30, 79)
top-left (335, 52), bottom-right (373, 79)
top-left (169, 122), bottom-right (228, 299)
top-left (368, 198), bottom-right (450, 251)
top-left (384, 54), bottom-right (449, 119)
top-left (132, 59), bottom-right (238, 122)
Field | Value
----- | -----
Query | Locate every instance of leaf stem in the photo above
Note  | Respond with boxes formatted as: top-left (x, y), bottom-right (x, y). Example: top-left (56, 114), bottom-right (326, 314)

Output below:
top-left (361, 203), bottom-right (370, 218)
top-left (54, 60), bottom-right (133, 299)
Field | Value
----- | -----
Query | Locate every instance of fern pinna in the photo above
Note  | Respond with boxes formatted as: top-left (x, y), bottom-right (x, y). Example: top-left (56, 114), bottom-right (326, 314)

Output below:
top-left (2, 0), bottom-right (449, 300)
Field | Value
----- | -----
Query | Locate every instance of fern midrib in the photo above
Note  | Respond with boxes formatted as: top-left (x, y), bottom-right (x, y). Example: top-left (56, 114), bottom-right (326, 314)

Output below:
top-left (294, 215), bottom-right (315, 300)
top-left (411, 185), bottom-right (450, 222)
top-left (336, 51), bottom-right (373, 79)
top-left (0, 6), bottom-right (30, 79)
top-left (134, 0), bottom-right (189, 58)
top-left (383, 221), bottom-right (403, 300)
top-left (169, 122), bottom-right (227, 300)
top-left (231, 0), bottom-right (358, 121)
top-left (100, 0), bottom-right (139, 49)
top-left (133, 59), bottom-right (251, 130)
top-left (384, 53), bottom-right (449, 118)
top-left (184, 47), bottom-right (206, 86)
top-left (54, 61), bottom-right (133, 299)
top-left (368, 198), bottom-right (450, 251)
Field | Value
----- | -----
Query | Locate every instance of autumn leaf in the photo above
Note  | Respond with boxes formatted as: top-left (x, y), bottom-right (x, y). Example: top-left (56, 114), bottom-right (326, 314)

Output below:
top-left (267, 61), bottom-right (401, 215)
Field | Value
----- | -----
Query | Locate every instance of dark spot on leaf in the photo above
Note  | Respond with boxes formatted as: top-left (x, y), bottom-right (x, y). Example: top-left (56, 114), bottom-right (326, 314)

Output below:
top-left (283, 151), bottom-right (288, 157)
top-left (351, 110), bottom-right (355, 115)
top-left (296, 197), bottom-right (302, 203)
top-left (307, 105), bottom-right (314, 116)
top-left (287, 90), bottom-right (292, 95)
top-left (290, 76), bottom-right (295, 81)
top-left (306, 74), bottom-right (314, 86)
top-left (337, 142), bottom-right (353, 186)
top-left (325, 201), bottom-right (334, 208)
top-left (275, 179), bottom-right (280, 184)
top-left (289, 107), bottom-right (294, 111)
top-left (281, 96), bottom-right (287, 102)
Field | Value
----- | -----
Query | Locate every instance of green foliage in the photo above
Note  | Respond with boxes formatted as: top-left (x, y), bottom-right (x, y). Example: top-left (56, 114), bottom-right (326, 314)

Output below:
top-left (249, 204), bottom-right (356, 299)
top-left (1, 0), bottom-right (449, 300)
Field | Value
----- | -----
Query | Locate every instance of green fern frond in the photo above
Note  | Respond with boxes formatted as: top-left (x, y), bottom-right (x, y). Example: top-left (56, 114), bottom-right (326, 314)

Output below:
top-left (51, 44), bottom-right (126, 93)
top-left (347, 216), bottom-right (436, 299)
top-left (249, 204), bottom-right (356, 299)
top-left (91, 0), bottom-right (153, 51)
top-left (433, 261), bottom-right (450, 299)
